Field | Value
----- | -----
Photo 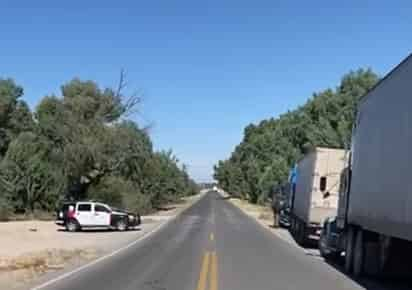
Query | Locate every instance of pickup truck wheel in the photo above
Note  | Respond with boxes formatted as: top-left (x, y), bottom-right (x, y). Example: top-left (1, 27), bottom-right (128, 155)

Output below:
top-left (66, 219), bottom-right (79, 232)
top-left (116, 219), bottom-right (127, 231)
top-left (345, 227), bottom-right (355, 274)
top-left (353, 229), bottom-right (364, 277)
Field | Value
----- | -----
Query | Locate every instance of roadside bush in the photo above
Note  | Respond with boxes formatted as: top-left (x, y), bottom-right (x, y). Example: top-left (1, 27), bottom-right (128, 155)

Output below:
top-left (124, 191), bottom-right (153, 215)
top-left (88, 176), bottom-right (156, 214)
top-left (87, 176), bottom-right (130, 209)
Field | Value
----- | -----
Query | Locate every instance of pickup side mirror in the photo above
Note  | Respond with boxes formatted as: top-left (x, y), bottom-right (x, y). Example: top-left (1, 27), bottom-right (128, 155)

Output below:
top-left (319, 176), bottom-right (327, 192)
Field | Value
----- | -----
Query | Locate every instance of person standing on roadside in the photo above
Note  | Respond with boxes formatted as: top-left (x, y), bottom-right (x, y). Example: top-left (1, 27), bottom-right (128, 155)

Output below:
top-left (271, 184), bottom-right (281, 228)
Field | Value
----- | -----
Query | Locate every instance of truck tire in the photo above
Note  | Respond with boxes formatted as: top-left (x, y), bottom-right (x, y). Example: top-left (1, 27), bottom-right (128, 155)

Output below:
top-left (293, 219), bottom-right (298, 238)
top-left (294, 219), bottom-right (300, 242)
top-left (345, 227), bottom-right (355, 274)
top-left (66, 219), bottom-right (80, 232)
top-left (290, 217), bottom-right (296, 238)
top-left (294, 220), bottom-right (305, 246)
top-left (298, 222), bottom-right (306, 246)
top-left (295, 221), bottom-right (300, 242)
top-left (293, 218), bottom-right (298, 238)
top-left (353, 228), bottom-right (364, 277)
top-left (116, 218), bottom-right (127, 231)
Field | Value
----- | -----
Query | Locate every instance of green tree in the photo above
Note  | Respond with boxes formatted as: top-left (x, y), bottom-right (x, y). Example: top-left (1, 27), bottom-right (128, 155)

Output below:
top-left (0, 76), bottom-right (198, 218)
top-left (214, 69), bottom-right (379, 203)
top-left (0, 132), bottom-right (62, 213)
top-left (0, 79), bottom-right (33, 156)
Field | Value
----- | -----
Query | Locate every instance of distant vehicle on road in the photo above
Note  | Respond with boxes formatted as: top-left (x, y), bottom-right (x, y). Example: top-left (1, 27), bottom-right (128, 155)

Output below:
top-left (320, 54), bottom-right (412, 277)
top-left (289, 147), bottom-right (346, 245)
top-left (55, 201), bottom-right (141, 232)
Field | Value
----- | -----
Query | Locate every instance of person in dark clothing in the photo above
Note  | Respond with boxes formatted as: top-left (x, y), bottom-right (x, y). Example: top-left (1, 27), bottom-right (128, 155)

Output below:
top-left (271, 185), bottom-right (283, 228)
top-left (271, 199), bottom-right (279, 227)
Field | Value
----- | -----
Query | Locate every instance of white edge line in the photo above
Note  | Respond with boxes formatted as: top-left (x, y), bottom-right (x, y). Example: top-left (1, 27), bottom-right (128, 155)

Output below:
top-left (32, 193), bottom-right (206, 290)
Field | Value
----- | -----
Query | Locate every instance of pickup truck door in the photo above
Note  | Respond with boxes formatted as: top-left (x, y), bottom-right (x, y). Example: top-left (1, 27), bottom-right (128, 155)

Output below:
top-left (76, 203), bottom-right (94, 226)
top-left (93, 204), bottom-right (111, 226)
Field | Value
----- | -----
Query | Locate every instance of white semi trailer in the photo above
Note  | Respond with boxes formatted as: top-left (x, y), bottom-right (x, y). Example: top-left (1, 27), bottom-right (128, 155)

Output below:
top-left (290, 147), bottom-right (346, 245)
top-left (319, 54), bottom-right (412, 277)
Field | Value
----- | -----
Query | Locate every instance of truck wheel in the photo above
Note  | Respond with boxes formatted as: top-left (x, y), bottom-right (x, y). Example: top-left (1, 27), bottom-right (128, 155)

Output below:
top-left (353, 229), bottom-right (364, 277)
top-left (297, 221), bottom-right (306, 246)
top-left (293, 218), bottom-right (298, 238)
top-left (294, 219), bottom-right (300, 241)
top-left (345, 227), bottom-right (355, 274)
top-left (116, 219), bottom-right (127, 231)
top-left (290, 217), bottom-right (294, 234)
top-left (66, 219), bottom-right (79, 232)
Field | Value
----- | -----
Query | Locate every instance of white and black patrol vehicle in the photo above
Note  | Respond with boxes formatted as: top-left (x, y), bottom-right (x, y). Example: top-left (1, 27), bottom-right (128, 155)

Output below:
top-left (55, 201), bottom-right (141, 232)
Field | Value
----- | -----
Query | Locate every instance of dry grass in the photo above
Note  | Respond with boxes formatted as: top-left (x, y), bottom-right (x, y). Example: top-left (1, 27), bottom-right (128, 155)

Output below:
top-left (0, 248), bottom-right (99, 289)
top-left (0, 248), bottom-right (98, 273)
top-left (258, 211), bottom-right (273, 222)
top-left (229, 198), bottom-right (273, 223)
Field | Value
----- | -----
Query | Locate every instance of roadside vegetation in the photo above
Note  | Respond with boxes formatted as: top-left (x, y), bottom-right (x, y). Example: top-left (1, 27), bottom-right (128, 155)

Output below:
top-left (214, 69), bottom-right (379, 204)
top-left (0, 75), bottom-right (198, 220)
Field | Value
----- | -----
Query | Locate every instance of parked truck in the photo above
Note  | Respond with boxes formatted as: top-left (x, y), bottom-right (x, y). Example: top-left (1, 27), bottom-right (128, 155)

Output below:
top-left (319, 54), bottom-right (412, 277)
top-left (289, 147), bottom-right (346, 245)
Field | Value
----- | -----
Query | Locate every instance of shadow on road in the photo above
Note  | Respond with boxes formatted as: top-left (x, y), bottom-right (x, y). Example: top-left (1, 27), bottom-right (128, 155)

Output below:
top-left (323, 258), bottom-right (412, 290)
top-left (216, 196), bottom-right (232, 200)
top-left (155, 205), bottom-right (177, 211)
top-left (57, 227), bottom-right (142, 233)
top-left (281, 229), bottom-right (412, 290)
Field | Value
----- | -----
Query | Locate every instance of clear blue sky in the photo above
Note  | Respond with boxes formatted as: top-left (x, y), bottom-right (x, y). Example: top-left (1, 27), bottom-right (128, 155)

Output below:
top-left (1, 1), bottom-right (411, 182)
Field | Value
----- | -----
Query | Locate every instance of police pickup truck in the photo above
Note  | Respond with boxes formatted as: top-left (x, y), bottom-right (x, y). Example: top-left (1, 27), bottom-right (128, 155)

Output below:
top-left (56, 201), bottom-right (140, 232)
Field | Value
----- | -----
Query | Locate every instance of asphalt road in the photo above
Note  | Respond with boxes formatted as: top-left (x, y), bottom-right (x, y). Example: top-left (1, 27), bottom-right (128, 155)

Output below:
top-left (33, 192), bottom-right (410, 290)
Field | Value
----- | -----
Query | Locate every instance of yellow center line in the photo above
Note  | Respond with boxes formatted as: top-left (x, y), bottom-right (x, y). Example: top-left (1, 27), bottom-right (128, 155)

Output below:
top-left (196, 252), bottom-right (210, 290)
top-left (210, 252), bottom-right (218, 290)
top-left (210, 233), bottom-right (214, 241)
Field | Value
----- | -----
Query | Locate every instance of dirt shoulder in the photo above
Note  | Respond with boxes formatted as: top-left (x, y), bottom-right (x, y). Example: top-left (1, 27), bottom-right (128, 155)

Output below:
top-left (0, 192), bottom-right (205, 290)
